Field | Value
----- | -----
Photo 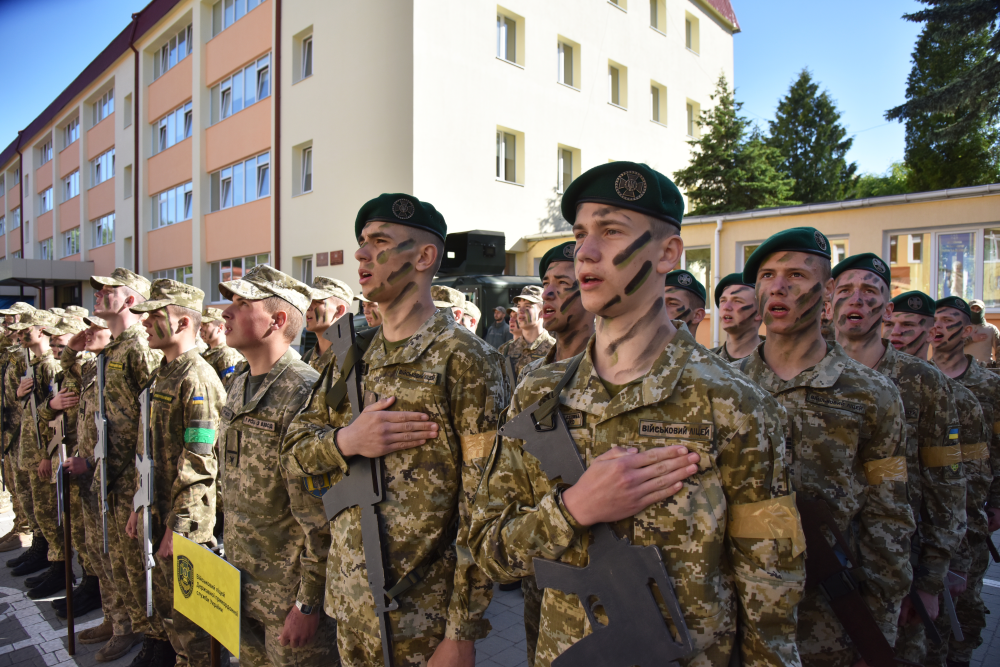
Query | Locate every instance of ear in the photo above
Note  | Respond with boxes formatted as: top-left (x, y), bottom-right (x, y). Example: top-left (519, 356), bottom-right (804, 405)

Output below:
top-left (882, 301), bottom-right (895, 323)
top-left (656, 233), bottom-right (684, 278)
top-left (822, 277), bottom-right (835, 299)
top-left (691, 308), bottom-right (706, 326)
top-left (272, 310), bottom-right (289, 330)
top-left (335, 304), bottom-right (347, 320)
top-left (414, 240), bottom-right (440, 273)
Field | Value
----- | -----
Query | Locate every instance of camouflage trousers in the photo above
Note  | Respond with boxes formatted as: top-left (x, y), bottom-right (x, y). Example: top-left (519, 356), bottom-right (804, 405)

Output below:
top-left (3, 454), bottom-right (34, 535)
top-left (152, 548), bottom-right (211, 666)
top-left (29, 474), bottom-right (65, 561)
top-left (796, 589), bottom-right (859, 667)
top-left (81, 481), bottom-right (132, 636)
top-left (522, 576), bottom-right (541, 667)
top-left (107, 491), bottom-right (166, 640)
top-left (240, 610), bottom-right (339, 667)
top-left (69, 480), bottom-right (90, 575)
top-left (926, 536), bottom-right (991, 666)
top-left (337, 623), bottom-right (440, 667)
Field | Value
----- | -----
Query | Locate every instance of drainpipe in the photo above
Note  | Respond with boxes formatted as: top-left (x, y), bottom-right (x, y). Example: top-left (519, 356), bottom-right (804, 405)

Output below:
top-left (129, 14), bottom-right (141, 273)
top-left (712, 218), bottom-right (722, 348)
top-left (15, 131), bottom-right (23, 261)
top-left (273, 0), bottom-right (282, 270)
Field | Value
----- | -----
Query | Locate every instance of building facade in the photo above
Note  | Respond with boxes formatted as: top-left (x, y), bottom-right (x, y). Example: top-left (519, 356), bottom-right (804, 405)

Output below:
top-left (0, 0), bottom-right (738, 307)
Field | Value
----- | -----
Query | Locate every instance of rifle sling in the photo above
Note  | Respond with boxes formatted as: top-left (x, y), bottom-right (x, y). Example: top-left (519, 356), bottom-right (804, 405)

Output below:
top-left (325, 329), bottom-right (376, 411)
top-left (384, 541), bottom-right (448, 601)
top-left (530, 352), bottom-right (584, 429)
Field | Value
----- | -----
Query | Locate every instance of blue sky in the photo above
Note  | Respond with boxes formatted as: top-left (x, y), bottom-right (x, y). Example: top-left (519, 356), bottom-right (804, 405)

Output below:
top-left (1, 0), bottom-right (925, 175)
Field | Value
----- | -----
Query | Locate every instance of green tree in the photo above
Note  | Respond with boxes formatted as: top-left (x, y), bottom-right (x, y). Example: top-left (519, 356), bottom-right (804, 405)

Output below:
top-left (673, 74), bottom-right (797, 215)
top-left (844, 162), bottom-right (912, 199)
top-left (902, 24), bottom-right (1000, 191)
top-left (767, 69), bottom-right (858, 203)
top-left (886, 0), bottom-right (1000, 140)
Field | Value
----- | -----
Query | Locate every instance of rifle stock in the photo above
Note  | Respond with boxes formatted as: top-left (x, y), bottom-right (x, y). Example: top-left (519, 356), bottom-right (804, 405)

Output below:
top-left (134, 387), bottom-right (155, 617)
top-left (25, 349), bottom-right (42, 450)
top-left (94, 353), bottom-right (110, 553)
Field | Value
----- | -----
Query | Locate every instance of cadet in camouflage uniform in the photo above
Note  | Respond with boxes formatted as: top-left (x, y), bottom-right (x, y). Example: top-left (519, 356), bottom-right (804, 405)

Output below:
top-left (739, 228), bottom-right (914, 667)
top-left (124, 280), bottom-right (226, 666)
top-left (357, 294), bottom-right (383, 328)
top-left (711, 273), bottom-right (762, 362)
top-left (216, 265), bottom-right (336, 666)
top-left (0, 302), bottom-right (35, 554)
top-left (928, 296), bottom-right (1000, 666)
top-left (200, 307), bottom-right (245, 387)
top-left (502, 285), bottom-right (555, 382)
top-left (830, 257), bottom-right (967, 665)
top-left (431, 284), bottom-right (467, 323)
top-left (90, 268), bottom-right (168, 664)
top-left (471, 163), bottom-right (805, 667)
top-left (664, 269), bottom-right (707, 337)
top-left (302, 276), bottom-right (354, 372)
top-left (282, 194), bottom-right (507, 666)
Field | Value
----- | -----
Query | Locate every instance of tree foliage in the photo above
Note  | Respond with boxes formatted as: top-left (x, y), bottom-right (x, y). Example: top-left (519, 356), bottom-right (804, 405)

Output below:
top-left (767, 69), bottom-right (858, 203)
top-left (844, 162), bottom-right (913, 199)
top-left (673, 74), bottom-right (797, 216)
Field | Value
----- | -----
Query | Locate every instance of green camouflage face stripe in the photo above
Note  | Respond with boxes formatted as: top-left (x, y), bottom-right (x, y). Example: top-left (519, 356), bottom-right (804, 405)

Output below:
top-left (184, 427), bottom-right (216, 444)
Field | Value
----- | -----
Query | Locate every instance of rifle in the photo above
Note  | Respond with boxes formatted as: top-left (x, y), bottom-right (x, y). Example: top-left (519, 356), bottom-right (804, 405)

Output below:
top-left (133, 387), bottom-right (155, 617)
top-left (94, 353), bottom-right (109, 553)
top-left (320, 314), bottom-right (398, 667)
top-left (943, 572), bottom-right (964, 641)
top-left (25, 349), bottom-right (42, 450)
top-left (48, 380), bottom-right (75, 655)
top-left (499, 387), bottom-right (695, 667)
top-left (988, 535), bottom-right (1000, 564)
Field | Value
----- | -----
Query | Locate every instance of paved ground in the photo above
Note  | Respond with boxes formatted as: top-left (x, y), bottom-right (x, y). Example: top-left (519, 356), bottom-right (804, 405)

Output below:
top-left (0, 506), bottom-right (996, 667)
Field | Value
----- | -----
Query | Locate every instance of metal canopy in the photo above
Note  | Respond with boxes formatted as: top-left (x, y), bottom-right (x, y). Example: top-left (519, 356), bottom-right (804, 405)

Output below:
top-left (0, 259), bottom-right (96, 309)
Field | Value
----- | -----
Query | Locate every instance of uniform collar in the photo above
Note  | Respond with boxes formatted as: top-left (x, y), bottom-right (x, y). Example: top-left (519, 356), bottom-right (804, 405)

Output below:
top-left (234, 348), bottom-right (298, 415)
top-left (524, 329), bottom-right (555, 352)
top-left (874, 339), bottom-right (898, 376)
top-left (367, 307), bottom-right (453, 368)
top-left (106, 320), bottom-right (147, 352)
top-left (158, 347), bottom-right (201, 379)
top-left (746, 340), bottom-right (848, 393)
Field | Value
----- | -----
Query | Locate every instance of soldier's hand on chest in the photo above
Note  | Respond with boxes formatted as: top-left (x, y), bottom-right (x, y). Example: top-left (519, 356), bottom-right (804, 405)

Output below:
top-left (50, 388), bottom-right (79, 410)
top-left (336, 395), bottom-right (439, 458)
top-left (17, 376), bottom-right (33, 397)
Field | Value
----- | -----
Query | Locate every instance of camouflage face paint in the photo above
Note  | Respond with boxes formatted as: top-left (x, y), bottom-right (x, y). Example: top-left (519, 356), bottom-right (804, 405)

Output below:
top-left (388, 262), bottom-right (414, 285)
top-left (165, 314), bottom-right (173, 337)
top-left (791, 282), bottom-right (824, 326)
top-left (624, 261), bottom-right (653, 296)
top-left (154, 323), bottom-right (166, 339)
top-left (606, 298), bottom-right (665, 357)
top-left (385, 282), bottom-right (418, 311)
top-left (376, 238), bottom-right (416, 265)
top-left (104, 294), bottom-right (112, 310)
top-left (612, 231), bottom-right (652, 269)
top-left (599, 295), bottom-right (622, 313)
top-left (559, 289), bottom-right (581, 313)
top-left (900, 330), bottom-right (927, 355)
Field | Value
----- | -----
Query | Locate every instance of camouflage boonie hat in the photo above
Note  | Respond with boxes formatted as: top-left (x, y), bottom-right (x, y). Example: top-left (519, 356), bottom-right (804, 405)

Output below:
top-left (83, 315), bottom-right (109, 329)
top-left (65, 305), bottom-right (89, 318)
top-left (49, 307), bottom-right (67, 316)
top-left (310, 276), bottom-right (355, 303)
top-left (90, 267), bottom-right (152, 299)
top-left (513, 285), bottom-right (543, 305)
top-left (0, 302), bottom-right (36, 316)
top-left (432, 285), bottom-right (465, 309)
top-left (201, 307), bottom-right (225, 323)
top-left (219, 264), bottom-right (312, 315)
top-left (42, 317), bottom-right (88, 337)
top-left (130, 278), bottom-right (206, 314)
top-left (464, 300), bottom-right (481, 323)
top-left (9, 309), bottom-right (61, 331)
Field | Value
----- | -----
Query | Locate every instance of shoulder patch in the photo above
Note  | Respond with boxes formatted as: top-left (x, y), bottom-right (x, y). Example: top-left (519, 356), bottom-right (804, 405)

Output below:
top-left (806, 392), bottom-right (866, 415)
top-left (222, 407), bottom-right (234, 421)
top-left (153, 392), bottom-right (174, 404)
top-left (563, 411), bottom-right (586, 429)
top-left (304, 473), bottom-right (333, 498)
top-left (243, 415), bottom-right (276, 432)
top-left (222, 365), bottom-right (236, 377)
top-left (395, 368), bottom-right (439, 385)
top-left (192, 396), bottom-right (205, 405)
top-left (638, 420), bottom-right (713, 441)
top-left (108, 361), bottom-right (125, 371)
top-left (904, 407), bottom-right (919, 421)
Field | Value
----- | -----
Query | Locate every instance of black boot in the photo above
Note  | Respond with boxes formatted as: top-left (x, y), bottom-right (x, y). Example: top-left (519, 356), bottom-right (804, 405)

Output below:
top-left (6, 534), bottom-right (45, 568)
top-left (52, 573), bottom-right (95, 608)
top-left (150, 639), bottom-right (177, 667)
top-left (11, 542), bottom-right (50, 577)
top-left (26, 561), bottom-right (69, 599)
top-left (128, 636), bottom-right (157, 667)
top-left (55, 575), bottom-right (102, 618)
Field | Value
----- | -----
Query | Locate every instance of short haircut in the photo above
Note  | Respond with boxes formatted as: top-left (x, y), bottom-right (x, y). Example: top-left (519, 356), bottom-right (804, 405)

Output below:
top-left (167, 305), bottom-right (202, 330)
top-left (412, 227), bottom-right (444, 274)
top-left (262, 296), bottom-right (304, 342)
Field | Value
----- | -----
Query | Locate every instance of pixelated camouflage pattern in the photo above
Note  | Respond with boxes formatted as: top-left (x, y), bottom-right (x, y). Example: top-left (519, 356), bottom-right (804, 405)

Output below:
top-left (952, 356), bottom-right (1000, 509)
top-left (470, 328), bottom-right (806, 667)
top-left (108, 491), bottom-right (166, 638)
top-left (18, 350), bottom-right (61, 472)
top-left (517, 344), bottom-right (558, 386)
top-left (221, 349), bottom-right (331, 624)
top-left (281, 308), bottom-right (507, 650)
top-left (300, 342), bottom-right (337, 374)
top-left (875, 342), bottom-right (966, 595)
top-left (29, 472), bottom-right (64, 561)
top-left (202, 343), bottom-right (245, 385)
top-left (0, 343), bottom-right (29, 534)
top-left (69, 480), bottom-right (89, 575)
top-left (503, 330), bottom-right (555, 380)
top-left (740, 341), bottom-right (915, 652)
top-left (148, 348), bottom-right (225, 543)
top-left (240, 612), bottom-right (340, 667)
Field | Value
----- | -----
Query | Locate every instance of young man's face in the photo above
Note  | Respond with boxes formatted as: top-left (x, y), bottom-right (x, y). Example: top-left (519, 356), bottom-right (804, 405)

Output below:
top-left (85, 326), bottom-right (112, 352)
top-left (362, 301), bottom-right (382, 327)
top-left (540, 262), bottom-right (585, 336)
top-left (718, 285), bottom-right (759, 334)
top-left (93, 285), bottom-right (131, 317)
top-left (356, 221), bottom-right (429, 309)
top-left (306, 298), bottom-right (335, 333)
top-left (508, 314), bottom-right (519, 335)
top-left (888, 311), bottom-right (933, 355)
top-left (222, 296), bottom-right (274, 352)
top-left (515, 299), bottom-right (541, 327)
top-left (572, 203), bottom-right (680, 319)
top-left (832, 269), bottom-right (892, 340)
top-left (142, 308), bottom-right (179, 349)
top-left (931, 308), bottom-right (972, 354)
top-left (755, 251), bottom-right (831, 336)
top-left (24, 326), bottom-right (45, 347)
top-left (50, 333), bottom-right (71, 358)
top-left (663, 287), bottom-right (703, 327)
top-left (3, 315), bottom-right (16, 335)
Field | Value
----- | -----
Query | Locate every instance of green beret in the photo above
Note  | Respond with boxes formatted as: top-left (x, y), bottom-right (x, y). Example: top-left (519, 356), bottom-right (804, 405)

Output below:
top-left (743, 227), bottom-right (831, 283)
top-left (665, 270), bottom-right (706, 304)
top-left (561, 161), bottom-right (684, 230)
top-left (831, 252), bottom-right (891, 287)
top-left (714, 272), bottom-right (755, 308)
top-left (935, 295), bottom-right (972, 320)
top-left (539, 242), bottom-right (576, 279)
top-left (355, 193), bottom-right (446, 241)
top-left (891, 291), bottom-right (935, 318)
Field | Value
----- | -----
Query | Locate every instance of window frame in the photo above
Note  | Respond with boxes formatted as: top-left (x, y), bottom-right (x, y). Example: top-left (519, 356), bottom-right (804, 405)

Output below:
top-left (93, 88), bottom-right (114, 125)
top-left (91, 148), bottom-right (115, 187)
top-left (93, 213), bottom-right (115, 248)
top-left (151, 181), bottom-right (194, 230)
top-left (210, 151), bottom-right (271, 212)
top-left (301, 146), bottom-right (313, 193)
top-left (210, 253), bottom-right (270, 301)
top-left (301, 36), bottom-right (313, 79)
top-left (63, 171), bottom-right (80, 202)
top-left (39, 187), bottom-right (53, 214)
top-left (63, 228), bottom-right (81, 257)
top-left (496, 131), bottom-right (516, 184)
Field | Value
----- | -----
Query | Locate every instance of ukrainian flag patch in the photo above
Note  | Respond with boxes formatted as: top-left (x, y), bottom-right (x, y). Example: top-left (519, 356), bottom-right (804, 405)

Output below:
top-left (948, 427), bottom-right (959, 440)
top-left (192, 396), bottom-right (205, 405)
top-left (304, 473), bottom-right (334, 498)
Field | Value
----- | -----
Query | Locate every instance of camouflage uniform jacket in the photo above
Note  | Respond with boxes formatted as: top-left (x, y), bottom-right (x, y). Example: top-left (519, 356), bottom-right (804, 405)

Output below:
top-left (147, 349), bottom-right (225, 543)
top-left (951, 356), bottom-right (1000, 510)
top-left (875, 342), bottom-right (966, 595)
top-left (281, 308), bottom-right (508, 642)
top-left (740, 341), bottom-right (915, 640)
top-left (0, 344), bottom-right (25, 454)
top-left (517, 343), bottom-right (558, 385)
top-left (470, 328), bottom-right (807, 667)
top-left (300, 342), bottom-right (336, 374)
top-left (100, 322), bottom-right (163, 496)
top-left (504, 330), bottom-right (555, 380)
top-left (60, 348), bottom-right (98, 460)
top-left (38, 351), bottom-right (83, 461)
top-left (202, 343), bottom-right (244, 387)
top-left (710, 339), bottom-right (763, 363)
top-left (221, 349), bottom-right (330, 624)
top-left (941, 377), bottom-right (990, 573)
top-left (18, 350), bottom-right (61, 472)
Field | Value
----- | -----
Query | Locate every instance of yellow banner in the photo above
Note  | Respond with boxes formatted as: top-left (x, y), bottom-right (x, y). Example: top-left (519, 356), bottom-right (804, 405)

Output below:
top-left (173, 533), bottom-right (240, 657)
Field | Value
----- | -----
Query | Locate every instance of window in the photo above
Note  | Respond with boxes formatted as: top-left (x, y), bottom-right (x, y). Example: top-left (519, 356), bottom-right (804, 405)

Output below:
top-left (557, 148), bottom-right (573, 193)
top-left (301, 257), bottom-right (313, 285)
top-left (63, 171), bottom-right (80, 201)
top-left (831, 239), bottom-right (848, 265)
top-left (609, 0), bottom-right (626, 9)
top-left (39, 238), bottom-right (53, 260)
top-left (210, 253), bottom-right (270, 301)
top-left (301, 36), bottom-right (313, 79)
top-left (64, 119), bottom-right (80, 147)
top-left (938, 231), bottom-right (976, 301)
top-left (686, 103), bottom-right (695, 137)
top-left (63, 228), bottom-right (80, 257)
top-left (211, 54), bottom-right (271, 123)
top-left (12, 168), bottom-right (19, 185)
top-left (649, 0), bottom-right (665, 32)
top-left (12, 251), bottom-right (21, 259)
top-left (10, 208), bottom-right (20, 230)
top-left (39, 188), bottom-right (53, 214)
top-left (152, 181), bottom-right (193, 229)
top-left (496, 131), bottom-right (515, 182)
top-left (93, 88), bottom-right (114, 125)
top-left (39, 141), bottom-right (53, 165)
top-left (91, 148), bottom-right (115, 186)
top-left (682, 248), bottom-right (711, 303)
top-left (685, 13), bottom-right (700, 53)
top-left (93, 214), bottom-right (115, 247)
top-left (0, 176), bottom-right (4, 196)
top-left (151, 266), bottom-right (193, 285)
top-left (124, 165), bottom-right (133, 199)
top-left (154, 24), bottom-right (193, 80)
top-left (212, 0), bottom-right (263, 37)
top-left (124, 94), bottom-right (133, 127)
top-left (910, 234), bottom-right (923, 263)
top-left (608, 63), bottom-right (627, 108)
top-left (210, 152), bottom-right (270, 211)
top-left (650, 83), bottom-right (666, 124)
top-left (496, 13), bottom-right (516, 63)
top-left (152, 102), bottom-right (193, 155)
top-left (557, 42), bottom-right (573, 87)
top-left (301, 147), bottom-right (312, 193)
top-left (0, 216), bottom-right (5, 236)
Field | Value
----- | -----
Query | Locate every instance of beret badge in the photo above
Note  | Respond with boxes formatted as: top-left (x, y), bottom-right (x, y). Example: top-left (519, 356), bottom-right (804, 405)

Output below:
top-left (392, 198), bottom-right (416, 220)
top-left (614, 171), bottom-right (647, 202)
top-left (563, 244), bottom-right (575, 258)
top-left (872, 258), bottom-right (886, 274)
top-left (908, 296), bottom-right (923, 311)
top-left (814, 230), bottom-right (828, 252)
top-left (678, 273), bottom-right (693, 286)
